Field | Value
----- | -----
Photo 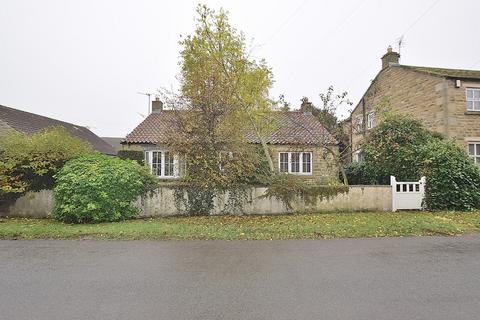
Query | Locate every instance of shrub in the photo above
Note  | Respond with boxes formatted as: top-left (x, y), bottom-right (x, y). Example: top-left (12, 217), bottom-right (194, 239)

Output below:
top-left (360, 113), bottom-right (480, 210)
top-left (419, 141), bottom-right (480, 211)
top-left (343, 162), bottom-right (375, 185)
top-left (52, 154), bottom-right (158, 223)
top-left (0, 127), bottom-right (93, 204)
top-left (362, 114), bottom-right (441, 184)
top-left (117, 149), bottom-right (144, 165)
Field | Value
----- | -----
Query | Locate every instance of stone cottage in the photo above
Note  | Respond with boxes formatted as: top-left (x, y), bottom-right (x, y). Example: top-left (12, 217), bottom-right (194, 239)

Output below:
top-left (122, 99), bottom-right (338, 180)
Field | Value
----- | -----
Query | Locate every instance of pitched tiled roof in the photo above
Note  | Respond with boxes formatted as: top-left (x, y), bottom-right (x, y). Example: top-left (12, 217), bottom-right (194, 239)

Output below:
top-left (0, 105), bottom-right (115, 155)
top-left (396, 65), bottom-right (480, 79)
top-left (101, 137), bottom-right (124, 150)
top-left (123, 110), bottom-right (335, 145)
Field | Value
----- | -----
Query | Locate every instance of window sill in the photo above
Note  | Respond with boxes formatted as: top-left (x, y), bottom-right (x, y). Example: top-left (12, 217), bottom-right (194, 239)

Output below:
top-left (465, 111), bottom-right (480, 115)
top-left (287, 173), bottom-right (313, 176)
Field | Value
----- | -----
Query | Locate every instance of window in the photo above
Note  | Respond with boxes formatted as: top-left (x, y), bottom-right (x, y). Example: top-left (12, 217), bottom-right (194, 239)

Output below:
top-left (356, 115), bottom-right (364, 131)
top-left (278, 152), bottom-right (312, 175)
top-left (145, 150), bottom-right (178, 178)
top-left (279, 152), bottom-right (289, 173)
top-left (367, 112), bottom-right (375, 129)
top-left (466, 88), bottom-right (480, 111)
top-left (151, 151), bottom-right (162, 176)
top-left (353, 150), bottom-right (364, 163)
top-left (164, 152), bottom-right (174, 176)
top-left (468, 142), bottom-right (480, 164)
top-left (291, 153), bottom-right (300, 173)
top-left (302, 152), bottom-right (311, 173)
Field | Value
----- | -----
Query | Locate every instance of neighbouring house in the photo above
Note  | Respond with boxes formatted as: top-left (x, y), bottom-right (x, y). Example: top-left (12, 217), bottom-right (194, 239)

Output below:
top-left (0, 104), bottom-right (115, 155)
top-left (122, 99), bottom-right (338, 180)
top-left (101, 137), bottom-right (124, 153)
top-left (350, 46), bottom-right (480, 163)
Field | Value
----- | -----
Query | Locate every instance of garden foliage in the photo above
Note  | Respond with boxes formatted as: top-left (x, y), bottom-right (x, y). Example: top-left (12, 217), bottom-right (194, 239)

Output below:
top-left (52, 154), bottom-right (157, 223)
top-left (419, 140), bottom-right (480, 211)
top-left (117, 149), bottom-right (144, 165)
top-left (0, 127), bottom-right (92, 204)
top-left (349, 113), bottom-right (480, 210)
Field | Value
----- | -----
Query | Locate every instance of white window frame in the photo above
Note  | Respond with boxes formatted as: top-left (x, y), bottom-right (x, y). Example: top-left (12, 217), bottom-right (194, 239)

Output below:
top-left (468, 142), bottom-right (480, 164)
top-left (144, 150), bottom-right (179, 178)
top-left (353, 150), bottom-right (364, 163)
top-left (278, 152), bottom-right (313, 175)
top-left (356, 115), bottom-right (364, 131)
top-left (367, 112), bottom-right (375, 129)
top-left (466, 88), bottom-right (480, 112)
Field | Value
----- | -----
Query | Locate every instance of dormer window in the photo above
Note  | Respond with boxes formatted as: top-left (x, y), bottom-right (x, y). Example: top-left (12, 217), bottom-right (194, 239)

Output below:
top-left (466, 88), bottom-right (480, 111)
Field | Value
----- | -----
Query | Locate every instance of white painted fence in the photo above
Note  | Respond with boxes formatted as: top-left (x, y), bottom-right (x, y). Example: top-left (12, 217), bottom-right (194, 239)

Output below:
top-left (390, 176), bottom-right (426, 212)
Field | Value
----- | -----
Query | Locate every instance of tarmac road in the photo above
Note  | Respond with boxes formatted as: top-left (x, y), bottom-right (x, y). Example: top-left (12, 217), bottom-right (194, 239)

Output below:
top-left (1, 236), bottom-right (479, 320)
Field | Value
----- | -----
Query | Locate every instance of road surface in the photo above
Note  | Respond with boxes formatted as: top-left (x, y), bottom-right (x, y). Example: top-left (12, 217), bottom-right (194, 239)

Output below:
top-left (1, 236), bottom-right (479, 320)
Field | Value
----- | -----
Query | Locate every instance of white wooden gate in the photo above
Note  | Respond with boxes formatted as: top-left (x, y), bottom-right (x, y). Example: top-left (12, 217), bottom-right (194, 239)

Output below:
top-left (390, 176), bottom-right (426, 212)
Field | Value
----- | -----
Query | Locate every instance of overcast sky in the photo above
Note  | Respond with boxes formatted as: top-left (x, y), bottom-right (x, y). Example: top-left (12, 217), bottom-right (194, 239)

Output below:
top-left (1, 0), bottom-right (479, 137)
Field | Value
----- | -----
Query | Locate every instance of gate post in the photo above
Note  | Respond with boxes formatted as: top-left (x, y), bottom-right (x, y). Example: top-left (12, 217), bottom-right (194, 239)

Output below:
top-left (390, 176), bottom-right (397, 212)
top-left (419, 176), bottom-right (426, 209)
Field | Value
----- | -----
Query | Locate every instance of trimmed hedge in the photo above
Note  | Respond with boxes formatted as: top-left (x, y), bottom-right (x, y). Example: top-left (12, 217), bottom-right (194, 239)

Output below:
top-left (343, 162), bottom-right (375, 185)
top-left (117, 149), bottom-right (144, 165)
top-left (52, 154), bottom-right (157, 223)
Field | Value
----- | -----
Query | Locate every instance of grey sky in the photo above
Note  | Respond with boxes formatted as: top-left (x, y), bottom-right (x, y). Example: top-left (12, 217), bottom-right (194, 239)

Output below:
top-left (1, 0), bottom-right (479, 137)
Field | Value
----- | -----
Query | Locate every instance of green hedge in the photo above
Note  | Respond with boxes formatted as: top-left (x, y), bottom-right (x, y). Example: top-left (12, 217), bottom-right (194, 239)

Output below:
top-left (117, 150), bottom-right (144, 165)
top-left (0, 127), bottom-right (93, 205)
top-left (343, 162), bottom-right (375, 185)
top-left (52, 154), bottom-right (157, 223)
top-left (419, 141), bottom-right (480, 211)
top-left (355, 113), bottom-right (480, 210)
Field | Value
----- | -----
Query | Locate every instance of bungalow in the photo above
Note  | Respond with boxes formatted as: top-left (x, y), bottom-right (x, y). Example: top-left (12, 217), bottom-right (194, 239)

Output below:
top-left (122, 99), bottom-right (338, 180)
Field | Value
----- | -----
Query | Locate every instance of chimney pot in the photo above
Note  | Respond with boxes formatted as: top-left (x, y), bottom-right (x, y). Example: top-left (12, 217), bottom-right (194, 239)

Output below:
top-left (381, 46), bottom-right (400, 69)
top-left (151, 99), bottom-right (163, 113)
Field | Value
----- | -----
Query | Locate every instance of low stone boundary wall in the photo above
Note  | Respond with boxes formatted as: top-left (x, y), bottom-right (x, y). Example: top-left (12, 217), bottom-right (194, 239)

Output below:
top-left (0, 186), bottom-right (392, 218)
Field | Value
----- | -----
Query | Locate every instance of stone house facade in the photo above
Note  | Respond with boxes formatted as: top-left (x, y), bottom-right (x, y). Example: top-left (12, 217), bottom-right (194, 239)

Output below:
top-left (350, 47), bottom-right (480, 163)
top-left (122, 100), bottom-right (338, 181)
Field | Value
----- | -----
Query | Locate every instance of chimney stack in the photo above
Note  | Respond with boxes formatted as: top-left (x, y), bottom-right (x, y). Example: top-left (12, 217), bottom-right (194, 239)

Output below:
top-left (381, 46), bottom-right (400, 69)
top-left (151, 97), bottom-right (163, 113)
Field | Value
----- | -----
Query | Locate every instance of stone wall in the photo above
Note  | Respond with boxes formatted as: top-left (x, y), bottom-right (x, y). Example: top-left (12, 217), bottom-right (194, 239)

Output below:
top-left (0, 186), bottom-right (392, 218)
top-left (0, 190), bottom-right (54, 218)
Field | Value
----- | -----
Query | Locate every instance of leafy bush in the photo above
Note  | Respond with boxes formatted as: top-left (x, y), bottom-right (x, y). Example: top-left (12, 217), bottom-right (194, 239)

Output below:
top-left (0, 127), bottom-right (93, 204)
top-left (52, 154), bottom-right (158, 223)
top-left (343, 162), bottom-right (375, 185)
top-left (362, 114), bottom-right (441, 184)
top-left (360, 113), bottom-right (480, 210)
top-left (117, 149), bottom-right (144, 165)
top-left (264, 174), bottom-right (348, 210)
top-left (419, 141), bottom-right (480, 211)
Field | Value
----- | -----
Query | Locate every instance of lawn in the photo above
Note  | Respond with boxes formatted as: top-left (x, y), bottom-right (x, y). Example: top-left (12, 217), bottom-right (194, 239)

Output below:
top-left (1, 211), bottom-right (480, 240)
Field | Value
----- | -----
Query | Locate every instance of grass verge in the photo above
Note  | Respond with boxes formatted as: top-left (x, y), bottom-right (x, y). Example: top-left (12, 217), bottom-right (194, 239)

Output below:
top-left (1, 211), bottom-right (480, 240)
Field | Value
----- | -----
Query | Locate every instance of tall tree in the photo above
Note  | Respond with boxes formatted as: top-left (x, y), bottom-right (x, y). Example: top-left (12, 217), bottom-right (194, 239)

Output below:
top-left (165, 5), bottom-right (274, 213)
